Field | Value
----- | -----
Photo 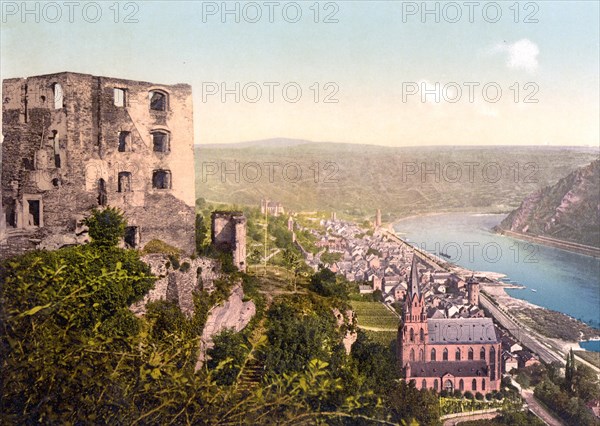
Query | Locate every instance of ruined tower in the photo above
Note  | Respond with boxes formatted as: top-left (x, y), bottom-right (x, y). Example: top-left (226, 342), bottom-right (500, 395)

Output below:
top-left (1, 72), bottom-right (196, 257)
top-left (211, 211), bottom-right (247, 272)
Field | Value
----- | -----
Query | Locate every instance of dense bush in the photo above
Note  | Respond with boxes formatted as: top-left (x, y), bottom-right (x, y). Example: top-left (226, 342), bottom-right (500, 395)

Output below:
top-left (142, 239), bottom-right (182, 257)
top-left (83, 206), bottom-right (126, 247)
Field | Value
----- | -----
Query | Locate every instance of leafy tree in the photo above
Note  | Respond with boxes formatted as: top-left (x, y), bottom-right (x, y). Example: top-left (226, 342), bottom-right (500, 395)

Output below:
top-left (207, 329), bottom-right (249, 385)
top-left (388, 380), bottom-right (441, 426)
top-left (351, 330), bottom-right (396, 393)
top-left (83, 206), bottom-right (126, 247)
top-left (0, 245), bottom-right (156, 424)
top-left (309, 267), bottom-right (349, 300)
top-left (572, 364), bottom-right (600, 402)
top-left (565, 348), bottom-right (575, 392)
top-left (265, 301), bottom-right (344, 376)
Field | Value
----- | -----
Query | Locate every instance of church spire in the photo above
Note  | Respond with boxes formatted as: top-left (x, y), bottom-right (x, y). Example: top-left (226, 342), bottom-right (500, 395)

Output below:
top-left (408, 252), bottom-right (421, 300)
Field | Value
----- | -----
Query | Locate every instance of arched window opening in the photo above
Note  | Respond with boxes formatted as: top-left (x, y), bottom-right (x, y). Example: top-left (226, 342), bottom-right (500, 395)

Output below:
top-left (410, 349), bottom-right (415, 362)
top-left (482, 379), bottom-right (486, 391)
top-left (480, 347), bottom-right (486, 360)
top-left (459, 379), bottom-right (464, 391)
top-left (53, 83), bottom-right (64, 109)
top-left (468, 347), bottom-right (474, 360)
top-left (98, 179), bottom-right (107, 206)
top-left (421, 379), bottom-right (427, 390)
top-left (433, 379), bottom-right (438, 391)
top-left (444, 380), bottom-right (453, 393)
top-left (149, 90), bottom-right (167, 111)
top-left (431, 348), bottom-right (436, 361)
top-left (456, 348), bottom-right (461, 361)
top-left (420, 328), bottom-right (425, 342)
top-left (118, 131), bottom-right (131, 152)
top-left (472, 379), bottom-right (477, 391)
top-left (419, 349), bottom-right (424, 361)
top-left (443, 348), bottom-right (448, 361)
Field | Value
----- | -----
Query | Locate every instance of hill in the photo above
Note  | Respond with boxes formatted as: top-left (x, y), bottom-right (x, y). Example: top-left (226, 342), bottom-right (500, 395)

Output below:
top-left (497, 159), bottom-right (600, 248)
top-left (195, 141), bottom-right (599, 221)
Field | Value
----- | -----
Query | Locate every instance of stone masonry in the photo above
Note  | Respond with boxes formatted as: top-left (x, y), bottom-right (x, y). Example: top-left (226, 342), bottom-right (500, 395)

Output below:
top-left (1, 72), bottom-right (196, 258)
top-left (211, 211), bottom-right (247, 272)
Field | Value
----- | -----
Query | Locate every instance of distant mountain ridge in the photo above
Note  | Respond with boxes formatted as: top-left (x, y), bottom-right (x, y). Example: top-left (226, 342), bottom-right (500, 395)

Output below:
top-left (497, 159), bottom-right (600, 248)
top-left (194, 142), bottom-right (599, 221)
top-left (199, 138), bottom-right (316, 149)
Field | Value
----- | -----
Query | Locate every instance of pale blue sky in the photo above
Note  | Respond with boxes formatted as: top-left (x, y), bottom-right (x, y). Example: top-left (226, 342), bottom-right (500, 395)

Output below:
top-left (1, 1), bottom-right (598, 146)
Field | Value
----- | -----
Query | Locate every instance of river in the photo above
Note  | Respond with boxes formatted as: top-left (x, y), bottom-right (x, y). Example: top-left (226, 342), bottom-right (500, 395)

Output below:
top-left (393, 213), bottom-right (600, 350)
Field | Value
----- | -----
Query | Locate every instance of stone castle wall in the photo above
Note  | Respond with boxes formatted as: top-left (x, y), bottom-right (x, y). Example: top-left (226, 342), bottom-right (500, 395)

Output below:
top-left (1, 72), bottom-right (196, 258)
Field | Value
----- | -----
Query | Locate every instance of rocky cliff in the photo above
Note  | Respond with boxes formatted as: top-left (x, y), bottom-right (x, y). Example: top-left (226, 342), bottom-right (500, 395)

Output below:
top-left (195, 283), bottom-right (256, 369)
top-left (497, 160), bottom-right (600, 248)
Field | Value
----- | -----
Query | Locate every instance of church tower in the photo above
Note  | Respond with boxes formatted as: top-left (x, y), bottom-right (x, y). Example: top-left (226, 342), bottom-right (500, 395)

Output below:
top-left (398, 254), bottom-right (428, 370)
top-left (467, 277), bottom-right (480, 306)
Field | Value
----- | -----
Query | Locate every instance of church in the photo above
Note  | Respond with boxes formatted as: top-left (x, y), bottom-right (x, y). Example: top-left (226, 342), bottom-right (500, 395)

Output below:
top-left (397, 255), bottom-right (502, 393)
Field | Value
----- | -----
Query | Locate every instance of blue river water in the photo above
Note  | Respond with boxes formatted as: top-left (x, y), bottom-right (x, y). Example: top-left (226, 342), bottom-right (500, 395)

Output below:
top-left (394, 213), bottom-right (600, 349)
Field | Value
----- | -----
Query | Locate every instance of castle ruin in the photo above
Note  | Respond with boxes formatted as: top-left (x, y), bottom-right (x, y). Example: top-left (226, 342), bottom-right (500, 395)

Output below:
top-left (1, 72), bottom-right (196, 257)
top-left (211, 211), bottom-right (247, 272)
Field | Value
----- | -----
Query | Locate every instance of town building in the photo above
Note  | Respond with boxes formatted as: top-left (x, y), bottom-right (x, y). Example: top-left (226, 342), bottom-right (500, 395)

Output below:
top-left (397, 255), bottom-right (502, 393)
top-left (1, 72), bottom-right (196, 257)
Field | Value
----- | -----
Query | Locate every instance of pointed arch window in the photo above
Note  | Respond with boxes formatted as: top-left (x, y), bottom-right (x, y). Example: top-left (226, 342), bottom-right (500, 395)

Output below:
top-left (472, 379), bottom-right (477, 391)
top-left (482, 379), bottom-right (486, 391)
top-left (410, 329), bottom-right (415, 342)
top-left (419, 349), bottom-right (424, 361)
top-left (480, 347), bottom-right (486, 360)
top-left (419, 328), bottom-right (425, 342)
top-left (433, 379), bottom-right (438, 391)
top-left (456, 348), bottom-right (461, 361)
top-left (443, 348), bottom-right (448, 361)
top-left (410, 349), bottom-right (415, 362)
top-left (468, 347), bottom-right (474, 360)
top-left (459, 379), bottom-right (464, 391)
top-left (421, 379), bottom-right (427, 390)
top-left (431, 348), bottom-right (436, 361)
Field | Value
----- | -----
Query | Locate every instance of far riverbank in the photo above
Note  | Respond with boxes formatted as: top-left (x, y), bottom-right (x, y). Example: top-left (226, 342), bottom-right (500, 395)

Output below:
top-left (494, 228), bottom-right (600, 258)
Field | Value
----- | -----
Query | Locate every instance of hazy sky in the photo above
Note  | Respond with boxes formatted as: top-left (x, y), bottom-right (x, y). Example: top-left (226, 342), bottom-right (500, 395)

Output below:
top-left (1, 1), bottom-right (599, 146)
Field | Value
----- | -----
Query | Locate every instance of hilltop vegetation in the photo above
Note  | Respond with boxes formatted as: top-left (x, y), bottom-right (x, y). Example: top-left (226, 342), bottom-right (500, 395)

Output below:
top-left (498, 159), bottom-right (600, 247)
top-left (1, 209), bottom-right (443, 425)
top-left (195, 142), bottom-right (598, 221)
